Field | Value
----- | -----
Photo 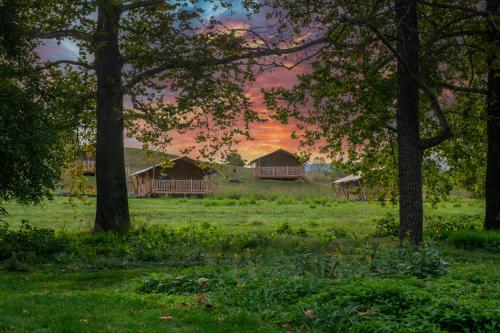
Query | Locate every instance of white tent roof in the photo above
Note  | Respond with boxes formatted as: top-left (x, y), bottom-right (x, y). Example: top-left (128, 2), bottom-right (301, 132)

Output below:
top-left (333, 174), bottom-right (362, 184)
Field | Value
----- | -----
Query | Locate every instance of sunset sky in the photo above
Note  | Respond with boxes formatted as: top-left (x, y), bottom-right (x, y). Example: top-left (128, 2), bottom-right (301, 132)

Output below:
top-left (37, 3), bottom-right (312, 162)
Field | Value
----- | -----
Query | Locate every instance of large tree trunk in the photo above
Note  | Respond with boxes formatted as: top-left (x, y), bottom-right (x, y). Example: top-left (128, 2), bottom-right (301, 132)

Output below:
top-left (395, 0), bottom-right (423, 244)
top-left (485, 0), bottom-right (500, 230)
top-left (93, 2), bottom-right (130, 232)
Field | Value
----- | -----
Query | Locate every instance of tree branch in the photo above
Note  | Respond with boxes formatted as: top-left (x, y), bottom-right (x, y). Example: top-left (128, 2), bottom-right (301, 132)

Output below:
top-left (125, 36), bottom-right (330, 88)
top-left (36, 60), bottom-right (94, 71)
top-left (438, 81), bottom-right (488, 95)
top-left (368, 24), bottom-right (452, 150)
top-left (417, 0), bottom-right (489, 16)
top-left (34, 29), bottom-right (93, 42)
top-left (122, 0), bottom-right (164, 12)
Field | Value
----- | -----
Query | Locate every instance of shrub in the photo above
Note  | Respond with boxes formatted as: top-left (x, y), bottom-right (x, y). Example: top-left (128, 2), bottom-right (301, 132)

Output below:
top-left (275, 222), bottom-right (308, 237)
top-left (318, 228), bottom-right (349, 243)
top-left (0, 220), bottom-right (69, 262)
top-left (446, 230), bottom-right (500, 252)
top-left (276, 221), bottom-right (294, 236)
top-left (373, 214), bottom-right (399, 237)
top-left (425, 215), bottom-right (481, 239)
top-left (370, 244), bottom-right (449, 279)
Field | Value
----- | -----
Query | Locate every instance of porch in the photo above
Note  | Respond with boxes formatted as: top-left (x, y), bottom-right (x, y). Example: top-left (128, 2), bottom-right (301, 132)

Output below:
top-left (252, 166), bottom-right (310, 181)
top-left (128, 179), bottom-right (216, 197)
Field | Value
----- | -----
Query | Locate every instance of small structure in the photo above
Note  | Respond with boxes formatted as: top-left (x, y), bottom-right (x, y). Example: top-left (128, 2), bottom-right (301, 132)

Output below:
top-left (249, 149), bottom-right (310, 181)
top-left (332, 174), bottom-right (368, 200)
top-left (127, 156), bottom-right (216, 197)
top-left (79, 152), bottom-right (96, 175)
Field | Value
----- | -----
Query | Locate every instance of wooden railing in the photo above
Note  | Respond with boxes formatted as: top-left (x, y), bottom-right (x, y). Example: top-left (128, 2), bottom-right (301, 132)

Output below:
top-left (253, 166), bottom-right (305, 178)
top-left (82, 160), bottom-right (95, 171)
top-left (153, 179), bottom-right (216, 194)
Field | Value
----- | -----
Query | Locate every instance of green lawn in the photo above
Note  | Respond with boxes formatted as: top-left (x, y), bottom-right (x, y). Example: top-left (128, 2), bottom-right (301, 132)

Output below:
top-left (2, 195), bottom-right (483, 235)
top-left (1, 194), bottom-right (498, 332)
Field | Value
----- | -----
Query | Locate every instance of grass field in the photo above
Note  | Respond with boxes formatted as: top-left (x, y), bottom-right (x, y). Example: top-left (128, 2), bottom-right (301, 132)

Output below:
top-left (1, 195), bottom-right (483, 235)
top-left (1, 182), bottom-right (499, 332)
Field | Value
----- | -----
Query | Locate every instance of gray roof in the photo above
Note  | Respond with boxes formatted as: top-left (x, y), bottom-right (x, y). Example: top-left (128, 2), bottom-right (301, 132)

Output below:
top-left (333, 174), bottom-right (362, 184)
top-left (129, 156), bottom-right (201, 176)
top-left (249, 149), bottom-right (299, 165)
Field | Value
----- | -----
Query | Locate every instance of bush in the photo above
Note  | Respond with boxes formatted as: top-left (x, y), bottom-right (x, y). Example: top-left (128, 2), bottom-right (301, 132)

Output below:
top-left (275, 222), bottom-right (308, 237)
top-left (370, 244), bottom-right (449, 279)
top-left (373, 214), bottom-right (399, 237)
top-left (425, 215), bottom-right (481, 239)
top-left (0, 220), bottom-right (69, 262)
top-left (446, 230), bottom-right (500, 252)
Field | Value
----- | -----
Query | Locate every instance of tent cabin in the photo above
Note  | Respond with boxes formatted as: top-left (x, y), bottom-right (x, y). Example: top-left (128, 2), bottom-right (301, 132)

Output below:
top-left (332, 174), bottom-right (368, 200)
top-left (79, 152), bottom-right (96, 175)
top-left (127, 156), bottom-right (216, 197)
top-left (249, 149), bottom-right (310, 181)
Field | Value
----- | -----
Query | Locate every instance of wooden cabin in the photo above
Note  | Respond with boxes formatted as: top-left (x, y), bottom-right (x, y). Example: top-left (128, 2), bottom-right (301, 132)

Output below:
top-left (127, 156), bottom-right (216, 197)
top-left (79, 152), bottom-right (96, 175)
top-left (332, 174), bottom-right (368, 200)
top-left (250, 149), bottom-right (311, 181)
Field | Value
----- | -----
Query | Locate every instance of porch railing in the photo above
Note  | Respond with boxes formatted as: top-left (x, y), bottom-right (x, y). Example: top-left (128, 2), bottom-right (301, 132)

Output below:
top-left (153, 179), bottom-right (216, 194)
top-left (253, 166), bottom-right (305, 178)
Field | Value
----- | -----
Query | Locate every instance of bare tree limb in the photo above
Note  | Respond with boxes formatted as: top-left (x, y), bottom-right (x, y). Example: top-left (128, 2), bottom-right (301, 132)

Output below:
top-left (438, 81), bottom-right (488, 95)
top-left (125, 36), bottom-right (330, 88)
top-left (122, 0), bottom-right (164, 12)
top-left (417, 0), bottom-right (489, 16)
top-left (33, 29), bottom-right (93, 42)
top-left (368, 24), bottom-right (452, 150)
top-left (36, 60), bottom-right (94, 71)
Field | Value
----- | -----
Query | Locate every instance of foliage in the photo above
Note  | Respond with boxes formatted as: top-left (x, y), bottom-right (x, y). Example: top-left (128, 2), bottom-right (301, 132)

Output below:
top-left (373, 214), bottom-right (399, 237)
top-left (446, 230), bottom-right (500, 252)
top-left (425, 215), bottom-right (482, 240)
top-left (224, 150), bottom-right (246, 167)
top-left (369, 244), bottom-right (449, 279)
top-left (0, 0), bottom-right (94, 209)
top-left (0, 220), bottom-right (69, 262)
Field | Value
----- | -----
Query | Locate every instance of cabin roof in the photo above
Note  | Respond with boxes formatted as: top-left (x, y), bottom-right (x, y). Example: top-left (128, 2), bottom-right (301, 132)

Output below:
top-left (129, 156), bottom-right (204, 176)
top-left (333, 174), bottom-right (362, 184)
top-left (249, 149), bottom-right (300, 165)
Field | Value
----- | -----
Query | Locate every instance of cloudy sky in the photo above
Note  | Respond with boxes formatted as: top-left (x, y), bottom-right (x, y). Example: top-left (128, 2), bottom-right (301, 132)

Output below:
top-left (37, 2), bottom-right (310, 161)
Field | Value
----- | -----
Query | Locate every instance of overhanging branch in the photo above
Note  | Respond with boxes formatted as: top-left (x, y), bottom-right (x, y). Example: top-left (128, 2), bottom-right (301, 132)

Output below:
top-left (34, 29), bottom-right (93, 42)
top-left (122, 0), bottom-right (165, 12)
top-left (368, 24), bottom-right (452, 150)
top-left (438, 81), bottom-right (488, 95)
top-left (36, 60), bottom-right (94, 71)
top-left (125, 36), bottom-right (330, 88)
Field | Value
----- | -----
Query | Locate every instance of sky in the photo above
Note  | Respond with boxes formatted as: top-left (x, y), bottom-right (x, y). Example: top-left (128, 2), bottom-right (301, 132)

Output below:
top-left (37, 2), bottom-right (312, 162)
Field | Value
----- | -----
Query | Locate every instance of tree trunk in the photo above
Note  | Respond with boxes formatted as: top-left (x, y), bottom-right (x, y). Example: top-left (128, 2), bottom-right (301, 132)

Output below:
top-left (485, 0), bottom-right (500, 230)
top-left (395, 0), bottom-right (423, 244)
top-left (93, 2), bottom-right (130, 232)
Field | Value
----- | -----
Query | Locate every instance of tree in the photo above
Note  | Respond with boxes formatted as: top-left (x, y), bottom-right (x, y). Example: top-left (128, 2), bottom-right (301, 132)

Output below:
top-left (484, 0), bottom-right (500, 230)
top-left (30, 1), bottom-right (252, 232)
top-left (413, 0), bottom-right (498, 230)
top-left (262, 0), bottom-right (464, 244)
top-left (225, 150), bottom-right (246, 167)
top-left (0, 0), bottom-right (90, 213)
top-left (31, 0), bottom-right (325, 232)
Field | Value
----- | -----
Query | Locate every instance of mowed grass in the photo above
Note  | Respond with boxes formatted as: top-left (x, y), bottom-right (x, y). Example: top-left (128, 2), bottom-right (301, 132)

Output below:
top-left (0, 269), bottom-right (277, 333)
top-left (1, 194), bottom-right (483, 237)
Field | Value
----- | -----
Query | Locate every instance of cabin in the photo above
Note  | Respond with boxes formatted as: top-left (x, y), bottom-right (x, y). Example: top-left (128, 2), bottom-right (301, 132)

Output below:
top-left (79, 152), bottom-right (96, 175)
top-left (250, 149), bottom-right (311, 181)
top-left (332, 174), bottom-right (368, 200)
top-left (127, 156), bottom-right (216, 197)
